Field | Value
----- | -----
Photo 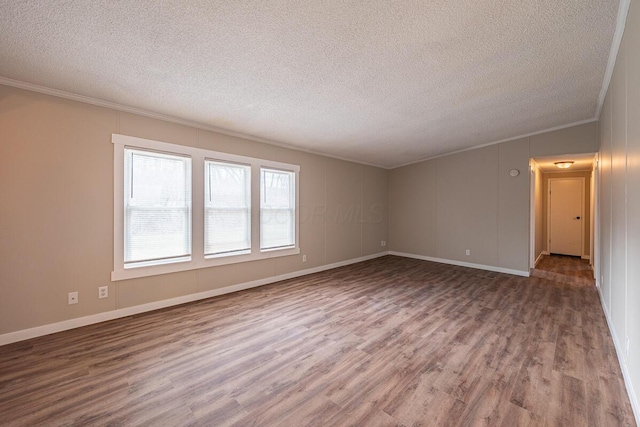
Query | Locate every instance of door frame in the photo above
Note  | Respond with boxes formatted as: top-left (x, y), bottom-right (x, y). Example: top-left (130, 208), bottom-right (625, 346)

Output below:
top-left (547, 177), bottom-right (585, 257)
top-left (529, 161), bottom-right (536, 268)
top-left (593, 154), bottom-right (599, 281)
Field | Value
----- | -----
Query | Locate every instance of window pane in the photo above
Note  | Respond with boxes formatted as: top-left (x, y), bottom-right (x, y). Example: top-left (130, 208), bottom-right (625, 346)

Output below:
top-left (205, 161), bottom-right (251, 255)
top-left (261, 168), bottom-right (295, 249)
top-left (124, 149), bottom-right (191, 265)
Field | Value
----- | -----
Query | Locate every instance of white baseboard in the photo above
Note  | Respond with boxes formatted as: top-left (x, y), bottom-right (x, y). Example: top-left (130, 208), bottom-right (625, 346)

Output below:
top-left (0, 252), bottom-right (389, 346)
top-left (534, 252), bottom-right (545, 267)
top-left (581, 255), bottom-right (591, 260)
top-left (597, 287), bottom-right (640, 425)
top-left (542, 251), bottom-right (551, 255)
top-left (389, 251), bottom-right (530, 277)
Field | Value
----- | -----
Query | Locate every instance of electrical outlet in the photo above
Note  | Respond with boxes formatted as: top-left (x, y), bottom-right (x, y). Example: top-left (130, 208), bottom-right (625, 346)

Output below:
top-left (381, 240), bottom-right (386, 247)
top-left (68, 292), bottom-right (78, 305)
top-left (98, 286), bottom-right (108, 299)
top-left (465, 249), bottom-right (471, 256)
top-left (302, 254), bottom-right (307, 262)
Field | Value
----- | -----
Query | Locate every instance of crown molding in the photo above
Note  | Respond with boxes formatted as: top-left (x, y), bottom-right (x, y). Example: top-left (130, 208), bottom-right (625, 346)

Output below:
top-left (0, 76), bottom-right (386, 169)
top-left (393, 117), bottom-right (599, 169)
top-left (595, 0), bottom-right (631, 119)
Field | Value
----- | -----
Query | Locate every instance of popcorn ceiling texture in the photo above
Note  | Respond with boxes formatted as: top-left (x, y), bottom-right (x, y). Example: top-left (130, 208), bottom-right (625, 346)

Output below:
top-left (0, 1), bottom-right (618, 167)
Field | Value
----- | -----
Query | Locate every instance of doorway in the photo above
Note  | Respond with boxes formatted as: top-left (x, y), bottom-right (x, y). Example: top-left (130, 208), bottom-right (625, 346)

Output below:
top-left (548, 177), bottom-right (584, 256)
top-left (529, 154), bottom-right (596, 276)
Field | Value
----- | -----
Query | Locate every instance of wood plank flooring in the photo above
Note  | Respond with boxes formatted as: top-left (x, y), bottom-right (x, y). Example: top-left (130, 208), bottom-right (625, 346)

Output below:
top-left (534, 254), bottom-right (595, 285)
top-left (0, 255), bottom-right (635, 426)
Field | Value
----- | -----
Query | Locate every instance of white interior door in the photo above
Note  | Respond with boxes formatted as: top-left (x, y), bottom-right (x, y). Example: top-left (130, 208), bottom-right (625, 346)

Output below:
top-left (549, 178), bottom-right (583, 256)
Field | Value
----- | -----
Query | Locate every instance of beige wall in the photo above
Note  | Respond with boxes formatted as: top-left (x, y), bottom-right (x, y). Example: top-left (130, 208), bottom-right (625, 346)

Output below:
top-left (388, 160), bottom-right (436, 257)
top-left (389, 123), bottom-right (597, 274)
top-left (598, 0), bottom-right (640, 414)
top-left (497, 138), bottom-right (531, 270)
top-left (0, 85), bottom-right (388, 335)
top-left (435, 145), bottom-right (499, 266)
top-left (541, 171), bottom-right (592, 258)
top-left (529, 122), bottom-right (598, 157)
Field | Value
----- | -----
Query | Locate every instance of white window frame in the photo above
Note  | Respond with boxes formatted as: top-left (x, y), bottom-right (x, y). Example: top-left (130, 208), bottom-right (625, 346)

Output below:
top-left (113, 134), bottom-right (300, 281)
top-left (204, 159), bottom-right (252, 258)
top-left (260, 167), bottom-right (297, 251)
top-left (123, 148), bottom-right (193, 268)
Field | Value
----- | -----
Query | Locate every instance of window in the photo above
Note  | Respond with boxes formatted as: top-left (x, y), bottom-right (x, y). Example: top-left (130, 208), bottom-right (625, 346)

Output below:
top-left (205, 160), bottom-right (251, 256)
top-left (124, 148), bottom-right (191, 268)
top-left (261, 168), bottom-right (296, 250)
top-left (112, 134), bottom-right (299, 281)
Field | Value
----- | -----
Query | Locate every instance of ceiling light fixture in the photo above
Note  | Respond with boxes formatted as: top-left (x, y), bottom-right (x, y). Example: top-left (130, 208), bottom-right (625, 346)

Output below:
top-left (554, 161), bottom-right (574, 169)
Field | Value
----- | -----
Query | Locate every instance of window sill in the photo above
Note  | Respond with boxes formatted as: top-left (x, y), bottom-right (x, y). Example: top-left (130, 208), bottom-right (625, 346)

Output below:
top-left (205, 249), bottom-right (251, 260)
top-left (125, 256), bottom-right (192, 270)
top-left (111, 247), bottom-right (300, 281)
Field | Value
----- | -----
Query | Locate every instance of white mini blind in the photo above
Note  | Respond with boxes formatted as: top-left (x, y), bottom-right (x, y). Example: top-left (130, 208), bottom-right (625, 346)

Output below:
top-left (205, 160), bottom-right (251, 256)
top-left (124, 148), bottom-right (192, 267)
top-left (260, 168), bottom-right (295, 250)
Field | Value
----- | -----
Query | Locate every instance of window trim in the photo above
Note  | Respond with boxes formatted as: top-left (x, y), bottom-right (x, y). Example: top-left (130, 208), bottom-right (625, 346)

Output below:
top-left (204, 159), bottom-right (252, 257)
top-left (260, 167), bottom-right (297, 251)
top-left (112, 134), bottom-right (300, 281)
top-left (124, 147), bottom-right (193, 268)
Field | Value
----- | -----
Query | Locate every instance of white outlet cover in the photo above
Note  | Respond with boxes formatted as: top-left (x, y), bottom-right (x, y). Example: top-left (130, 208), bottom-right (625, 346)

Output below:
top-left (98, 286), bottom-right (108, 299)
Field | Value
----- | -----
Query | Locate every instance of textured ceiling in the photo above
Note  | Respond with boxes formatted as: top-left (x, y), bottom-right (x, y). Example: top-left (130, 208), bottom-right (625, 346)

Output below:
top-left (0, 1), bottom-right (619, 168)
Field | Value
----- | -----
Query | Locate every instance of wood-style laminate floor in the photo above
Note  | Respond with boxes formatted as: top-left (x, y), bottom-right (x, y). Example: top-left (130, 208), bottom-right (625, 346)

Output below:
top-left (534, 254), bottom-right (595, 285)
top-left (0, 256), bottom-right (635, 426)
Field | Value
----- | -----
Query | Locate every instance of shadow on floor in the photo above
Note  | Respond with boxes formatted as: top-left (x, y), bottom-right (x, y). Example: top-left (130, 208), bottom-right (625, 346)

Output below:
top-left (531, 254), bottom-right (595, 286)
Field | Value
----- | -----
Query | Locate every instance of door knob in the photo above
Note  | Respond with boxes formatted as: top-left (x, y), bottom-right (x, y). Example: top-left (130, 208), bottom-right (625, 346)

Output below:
top-left (575, 216), bottom-right (581, 220)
